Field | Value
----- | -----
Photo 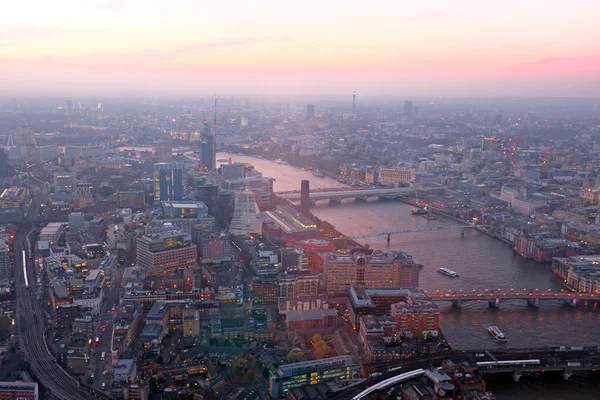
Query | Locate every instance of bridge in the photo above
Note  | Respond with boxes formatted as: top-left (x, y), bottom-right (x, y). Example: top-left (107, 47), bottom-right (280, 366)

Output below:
top-left (427, 289), bottom-right (600, 308)
top-left (347, 224), bottom-right (489, 242)
top-left (276, 187), bottom-right (415, 202)
top-left (336, 347), bottom-right (600, 400)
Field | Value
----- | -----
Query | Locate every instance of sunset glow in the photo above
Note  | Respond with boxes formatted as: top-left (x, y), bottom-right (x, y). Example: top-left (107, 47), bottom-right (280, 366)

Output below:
top-left (2, 0), bottom-right (599, 97)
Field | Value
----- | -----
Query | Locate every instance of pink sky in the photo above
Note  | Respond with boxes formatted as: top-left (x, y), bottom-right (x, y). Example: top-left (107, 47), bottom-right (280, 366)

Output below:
top-left (1, 0), bottom-right (599, 97)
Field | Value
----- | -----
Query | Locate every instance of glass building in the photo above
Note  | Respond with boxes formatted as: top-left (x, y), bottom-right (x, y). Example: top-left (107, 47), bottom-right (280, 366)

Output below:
top-left (153, 163), bottom-right (183, 201)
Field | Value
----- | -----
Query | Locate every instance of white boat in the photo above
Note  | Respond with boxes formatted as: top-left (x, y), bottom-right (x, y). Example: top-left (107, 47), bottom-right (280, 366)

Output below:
top-left (300, 167), bottom-right (307, 171)
top-left (275, 159), bottom-right (289, 165)
top-left (313, 171), bottom-right (325, 178)
top-left (437, 267), bottom-right (459, 278)
top-left (487, 326), bottom-right (508, 343)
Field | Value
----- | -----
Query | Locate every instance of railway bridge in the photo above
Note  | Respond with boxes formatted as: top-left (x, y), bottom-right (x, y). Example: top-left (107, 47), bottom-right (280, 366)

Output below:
top-left (276, 187), bottom-right (415, 203)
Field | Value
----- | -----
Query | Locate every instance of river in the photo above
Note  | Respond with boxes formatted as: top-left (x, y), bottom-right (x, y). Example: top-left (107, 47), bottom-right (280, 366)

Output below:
top-left (219, 152), bottom-right (600, 351)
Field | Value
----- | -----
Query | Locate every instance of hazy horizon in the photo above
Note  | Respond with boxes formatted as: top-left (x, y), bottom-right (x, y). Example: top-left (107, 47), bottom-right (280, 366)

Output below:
top-left (2, 0), bottom-right (599, 97)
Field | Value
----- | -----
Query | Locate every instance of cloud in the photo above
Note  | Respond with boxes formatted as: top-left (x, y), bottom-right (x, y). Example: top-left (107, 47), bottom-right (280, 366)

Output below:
top-left (0, 24), bottom-right (72, 42)
top-left (407, 11), bottom-right (446, 22)
top-left (509, 55), bottom-right (600, 76)
top-left (98, 1), bottom-right (127, 11)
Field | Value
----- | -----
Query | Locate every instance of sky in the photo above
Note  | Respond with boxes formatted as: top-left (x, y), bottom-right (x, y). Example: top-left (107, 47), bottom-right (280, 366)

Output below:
top-left (1, 0), bottom-right (599, 98)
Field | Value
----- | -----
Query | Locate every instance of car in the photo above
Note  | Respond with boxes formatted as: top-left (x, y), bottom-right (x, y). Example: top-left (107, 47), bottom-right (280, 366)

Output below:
top-left (102, 370), bottom-right (108, 375)
top-left (101, 383), bottom-right (106, 390)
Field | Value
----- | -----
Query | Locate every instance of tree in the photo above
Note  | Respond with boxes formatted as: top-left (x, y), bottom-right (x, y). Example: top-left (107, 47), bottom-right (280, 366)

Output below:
top-left (286, 351), bottom-right (300, 364)
top-left (312, 333), bottom-right (323, 343)
top-left (97, 185), bottom-right (114, 200)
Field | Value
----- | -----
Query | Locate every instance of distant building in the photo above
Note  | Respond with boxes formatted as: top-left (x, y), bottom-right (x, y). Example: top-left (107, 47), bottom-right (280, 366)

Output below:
top-left (403, 100), bottom-right (413, 117)
top-left (153, 163), bottom-right (183, 202)
top-left (306, 104), bottom-right (315, 120)
top-left (379, 167), bottom-right (415, 185)
top-left (54, 171), bottom-right (76, 193)
top-left (155, 140), bottom-right (172, 163)
top-left (221, 163), bottom-right (245, 180)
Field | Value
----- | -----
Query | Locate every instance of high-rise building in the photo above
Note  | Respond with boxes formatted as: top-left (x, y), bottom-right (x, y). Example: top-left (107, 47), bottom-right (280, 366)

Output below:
top-left (68, 212), bottom-right (86, 233)
top-left (229, 191), bottom-right (261, 236)
top-left (0, 229), bottom-right (11, 285)
top-left (403, 100), bottom-right (413, 117)
top-left (66, 100), bottom-right (73, 114)
top-left (0, 149), bottom-right (10, 180)
top-left (306, 104), bottom-right (315, 121)
top-left (215, 190), bottom-right (235, 228)
top-left (153, 163), bottom-right (183, 202)
top-left (352, 91), bottom-right (356, 114)
top-left (155, 140), bottom-right (172, 163)
top-left (201, 120), bottom-right (216, 171)
top-left (300, 180), bottom-right (310, 216)
top-left (193, 181), bottom-right (219, 215)
top-left (136, 231), bottom-right (197, 276)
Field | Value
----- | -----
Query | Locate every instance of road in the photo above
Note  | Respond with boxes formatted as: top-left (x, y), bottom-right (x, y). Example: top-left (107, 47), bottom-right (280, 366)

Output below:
top-left (92, 263), bottom-right (126, 391)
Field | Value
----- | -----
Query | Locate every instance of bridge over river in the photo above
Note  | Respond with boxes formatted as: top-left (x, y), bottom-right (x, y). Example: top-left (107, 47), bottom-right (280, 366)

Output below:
top-left (427, 289), bottom-right (600, 308)
top-left (276, 187), bottom-right (415, 202)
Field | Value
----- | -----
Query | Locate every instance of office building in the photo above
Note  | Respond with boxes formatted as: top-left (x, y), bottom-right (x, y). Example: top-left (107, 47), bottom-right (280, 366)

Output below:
top-left (390, 298), bottom-right (440, 338)
top-left (322, 251), bottom-right (421, 296)
top-left (193, 183), bottom-right (219, 215)
top-left (224, 176), bottom-right (274, 196)
top-left (0, 381), bottom-right (39, 399)
top-left (306, 104), bottom-right (315, 120)
top-left (54, 171), bottom-right (76, 193)
top-left (229, 191), bottom-right (261, 236)
top-left (136, 231), bottom-right (197, 276)
top-left (36, 145), bottom-right (59, 163)
top-left (404, 100), bottom-right (413, 117)
top-left (68, 212), bottom-right (86, 233)
top-left (116, 191), bottom-right (147, 209)
top-left (215, 190), bottom-right (235, 228)
top-left (201, 121), bottom-right (216, 171)
top-left (0, 149), bottom-right (10, 180)
top-left (0, 187), bottom-right (27, 223)
top-left (263, 205), bottom-right (318, 241)
top-left (155, 140), bottom-right (172, 163)
top-left (199, 233), bottom-right (231, 263)
top-left (153, 163), bottom-right (183, 202)
top-left (378, 167), bottom-right (415, 185)
top-left (0, 229), bottom-right (11, 285)
top-left (221, 163), bottom-right (245, 180)
top-left (481, 137), bottom-right (501, 150)
top-left (162, 201), bottom-right (208, 220)
top-left (64, 145), bottom-right (105, 158)
top-left (348, 286), bottom-right (430, 327)
top-left (269, 355), bottom-right (359, 398)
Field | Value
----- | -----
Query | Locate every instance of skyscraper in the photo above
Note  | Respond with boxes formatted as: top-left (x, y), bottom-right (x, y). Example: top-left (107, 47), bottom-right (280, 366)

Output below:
top-left (352, 91), bottom-right (356, 114)
top-left (403, 100), bottom-right (413, 117)
top-left (300, 180), bottom-right (310, 216)
top-left (201, 120), bottom-right (216, 171)
top-left (153, 162), bottom-right (183, 201)
top-left (306, 104), bottom-right (315, 121)
top-left (0, 149), bottom-right (10, 180)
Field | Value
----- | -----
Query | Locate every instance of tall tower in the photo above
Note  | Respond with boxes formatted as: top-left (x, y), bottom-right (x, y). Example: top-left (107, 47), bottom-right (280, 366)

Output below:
top-left (212, 98), bottom-right (218, 171)
top-left (300, 180), bottom-right (310, 216)
top-left (352, 91), bottom-right (356, 115)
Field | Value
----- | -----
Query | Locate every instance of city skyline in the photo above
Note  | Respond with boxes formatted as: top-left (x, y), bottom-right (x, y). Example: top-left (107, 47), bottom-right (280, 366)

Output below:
top-left (1, 0), bottom-right (599, 97)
